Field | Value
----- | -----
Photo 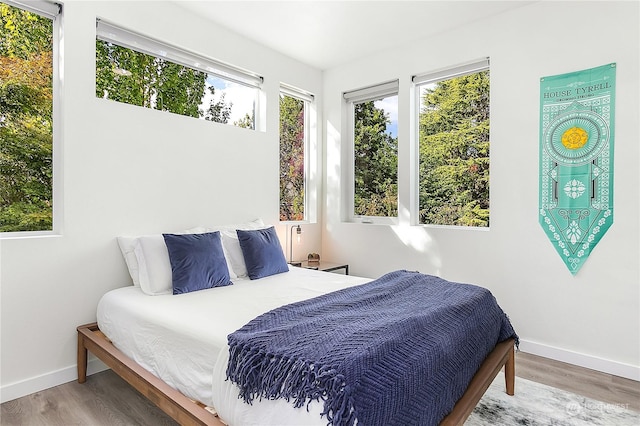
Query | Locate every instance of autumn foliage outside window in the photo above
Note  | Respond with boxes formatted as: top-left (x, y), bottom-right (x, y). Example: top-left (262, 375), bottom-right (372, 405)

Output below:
top-left (279, 93), bottom-right (305, 221)
top-left (0, 2), bottom-right (55, 232)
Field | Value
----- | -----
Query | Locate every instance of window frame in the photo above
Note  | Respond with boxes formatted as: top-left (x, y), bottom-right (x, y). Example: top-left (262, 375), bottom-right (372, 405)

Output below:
top-left (279, 83), bottom-right (314, 224)
top-left (96, 19), bottom-right (262, 88)
top-left (343, 80), bottom-right (399, 225)
top-left (95, 19), bottom-right (263, 130)
top-left (412, 58), bottom-right (491, 228)
top-left (1, 0), bottom-right (63, 238)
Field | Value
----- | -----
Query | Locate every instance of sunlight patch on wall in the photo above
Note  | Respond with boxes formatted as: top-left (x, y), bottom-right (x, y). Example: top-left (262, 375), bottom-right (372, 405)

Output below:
top-left (390, 225), bottom-right (442, 269)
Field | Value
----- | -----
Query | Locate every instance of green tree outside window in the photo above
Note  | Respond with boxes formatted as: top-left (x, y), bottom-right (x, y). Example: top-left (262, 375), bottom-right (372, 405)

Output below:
top-left (0, 3), bottom-right (54, 232)
top-left (353, 97), bottom-right (398, 217)
top-left (96, 41), bottom-right (246, 126)
top-left (418, 71), bottom-right (490, 227)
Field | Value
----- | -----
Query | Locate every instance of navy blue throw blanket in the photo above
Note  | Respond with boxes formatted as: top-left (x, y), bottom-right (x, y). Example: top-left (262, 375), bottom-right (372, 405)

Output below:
top-left (226, 270), bottom-right (517, 426)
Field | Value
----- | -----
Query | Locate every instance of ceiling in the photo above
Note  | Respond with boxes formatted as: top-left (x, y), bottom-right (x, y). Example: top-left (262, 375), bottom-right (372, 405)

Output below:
top-left (175, 1), bottom-right (535, 70)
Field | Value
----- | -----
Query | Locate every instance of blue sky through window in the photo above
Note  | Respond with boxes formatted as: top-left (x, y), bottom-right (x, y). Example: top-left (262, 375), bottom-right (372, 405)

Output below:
top-left (202, 75), bottom-right (256, 125)
top-left (374, 95), bottom-right (398, 138)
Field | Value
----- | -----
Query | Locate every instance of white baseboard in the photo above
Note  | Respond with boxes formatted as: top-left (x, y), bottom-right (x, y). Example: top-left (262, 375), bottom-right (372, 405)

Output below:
top-left (519, 339), bottom-right (640, 381)
top-left (0, 358), bottom-right (109, 404)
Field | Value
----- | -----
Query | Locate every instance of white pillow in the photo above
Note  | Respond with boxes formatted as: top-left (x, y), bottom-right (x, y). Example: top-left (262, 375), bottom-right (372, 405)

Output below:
top-left (204, 218), bottom-right (266, 278)
top-left (117, 226), bottom-right (225, 290)
top-left (220, 230), bottom-right (251, 278)
top-left (135, 234), bottom-right (173, 295)
top-left (117, 236), bottom-right (141, 286)
top-left (202, 218), bottom-right (267, 278)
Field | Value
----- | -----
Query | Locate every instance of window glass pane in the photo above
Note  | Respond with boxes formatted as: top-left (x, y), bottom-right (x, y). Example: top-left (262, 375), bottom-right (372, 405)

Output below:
top-left (354, 95), bottom-right (398, 217)
top-left (204, 76), bottom-right (255, 129)
top-left (279, 94), bottom-right (305, 221)
top-left (0, 3), bottom-right (54, 232)
top-left (96, 40), bottom-right (256, 129)
top-left (418, 70), bottom-right (490, 227)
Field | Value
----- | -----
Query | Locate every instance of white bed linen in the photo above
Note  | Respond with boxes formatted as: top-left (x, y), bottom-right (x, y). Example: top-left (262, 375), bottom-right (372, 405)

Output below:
top-left (97, 267), bottom-right (370, 425)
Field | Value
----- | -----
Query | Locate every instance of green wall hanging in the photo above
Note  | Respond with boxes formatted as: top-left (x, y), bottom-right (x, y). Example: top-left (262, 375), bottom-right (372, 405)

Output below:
top-left (539, 63), bottom-right (616, 275)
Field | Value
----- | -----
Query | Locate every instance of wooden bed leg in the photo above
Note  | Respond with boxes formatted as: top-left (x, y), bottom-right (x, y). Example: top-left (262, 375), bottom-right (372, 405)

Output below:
top-left (77, 327), bottom-right (88, 384)
top-left (504, 344), bottom-right (515, 395)
top-left (76, 322), bottom-right (223, 425)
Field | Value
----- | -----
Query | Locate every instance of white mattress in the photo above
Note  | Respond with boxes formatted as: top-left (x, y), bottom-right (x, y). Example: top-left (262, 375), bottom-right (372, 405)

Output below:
top-left (97, 267), bottom-right (371, 425)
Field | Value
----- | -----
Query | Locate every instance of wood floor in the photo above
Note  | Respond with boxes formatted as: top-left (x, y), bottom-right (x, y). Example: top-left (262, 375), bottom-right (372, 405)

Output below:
top-left (2, 351), bottom-right (638, 425)
top-left (516, 352), bottom-right (640, 412)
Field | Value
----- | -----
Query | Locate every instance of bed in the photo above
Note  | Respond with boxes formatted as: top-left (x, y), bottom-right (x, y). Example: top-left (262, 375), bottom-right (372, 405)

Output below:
top-left (77, 222), bottom-right (517, 425)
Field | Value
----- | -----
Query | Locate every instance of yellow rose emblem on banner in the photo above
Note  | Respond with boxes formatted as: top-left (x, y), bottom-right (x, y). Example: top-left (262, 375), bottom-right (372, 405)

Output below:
top-left (561, 126), bottom-right (588, 149)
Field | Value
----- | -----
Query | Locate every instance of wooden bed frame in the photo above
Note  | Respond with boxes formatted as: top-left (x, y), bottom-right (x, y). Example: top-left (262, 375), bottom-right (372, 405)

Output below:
top-left (77, 322), bottom-right (515, 426)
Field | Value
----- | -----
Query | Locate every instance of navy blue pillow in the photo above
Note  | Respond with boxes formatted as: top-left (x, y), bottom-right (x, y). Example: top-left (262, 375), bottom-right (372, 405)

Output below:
top-left (162, 232), bottom-right (232, 294)
top-left (237, 226), bottom-right (289, 280)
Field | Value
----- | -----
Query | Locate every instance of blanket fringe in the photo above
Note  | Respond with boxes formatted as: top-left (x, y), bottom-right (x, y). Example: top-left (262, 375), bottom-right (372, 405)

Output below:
top-left (226, 342), bottom-right (357, 425)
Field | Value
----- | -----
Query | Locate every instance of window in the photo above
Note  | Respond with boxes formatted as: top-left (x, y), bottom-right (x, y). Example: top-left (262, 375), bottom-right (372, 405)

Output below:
top-left (344, 81), bottom-right (398, 220)
top-left (415, 59), bottom-right (490, 227)
top-left (279, 84), bottom-right (313, 221)
top-left (95, 20), bottom-right (262, 129)
top-left (0, 0), bottom-right (61, 234)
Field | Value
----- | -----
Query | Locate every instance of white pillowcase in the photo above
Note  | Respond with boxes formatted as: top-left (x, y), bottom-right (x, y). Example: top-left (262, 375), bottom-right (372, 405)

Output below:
top-left (117, 236), bottom-right (142, 287)
top-left (135, 234), bottom-right (174, 295)
top-left (204, 218), bottom-right (266, 278)
top-left (117, 220), bottom-right (266, 295)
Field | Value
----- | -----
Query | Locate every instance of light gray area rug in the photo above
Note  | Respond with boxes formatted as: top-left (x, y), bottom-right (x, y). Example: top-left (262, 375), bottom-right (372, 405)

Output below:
top-left (467, 372), bottom-right (640, 425)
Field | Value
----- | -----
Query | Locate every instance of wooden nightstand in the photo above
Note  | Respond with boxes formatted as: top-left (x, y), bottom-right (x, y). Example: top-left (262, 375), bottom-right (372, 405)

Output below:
top-left (300, 261), bottom-right (349, 275)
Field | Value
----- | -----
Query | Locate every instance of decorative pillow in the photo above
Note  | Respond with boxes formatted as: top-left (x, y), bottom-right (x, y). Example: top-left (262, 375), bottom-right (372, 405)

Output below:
top-left (118, 220), bottom-right (264, 293)
top-left (237, 226), bottom-right (289, 280)
top-left (204, 218), bottom-right (265, 278)
top-left (163, 232), bottom-right (232, 294)
top-left (117, 226), bottom-right (210, 288)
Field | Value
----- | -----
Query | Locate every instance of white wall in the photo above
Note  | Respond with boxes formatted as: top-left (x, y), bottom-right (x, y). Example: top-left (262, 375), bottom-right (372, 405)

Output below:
top-left (323, 1), bottom-right (639, 379)
top-left (0, 1), bottom-right (322, 401)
